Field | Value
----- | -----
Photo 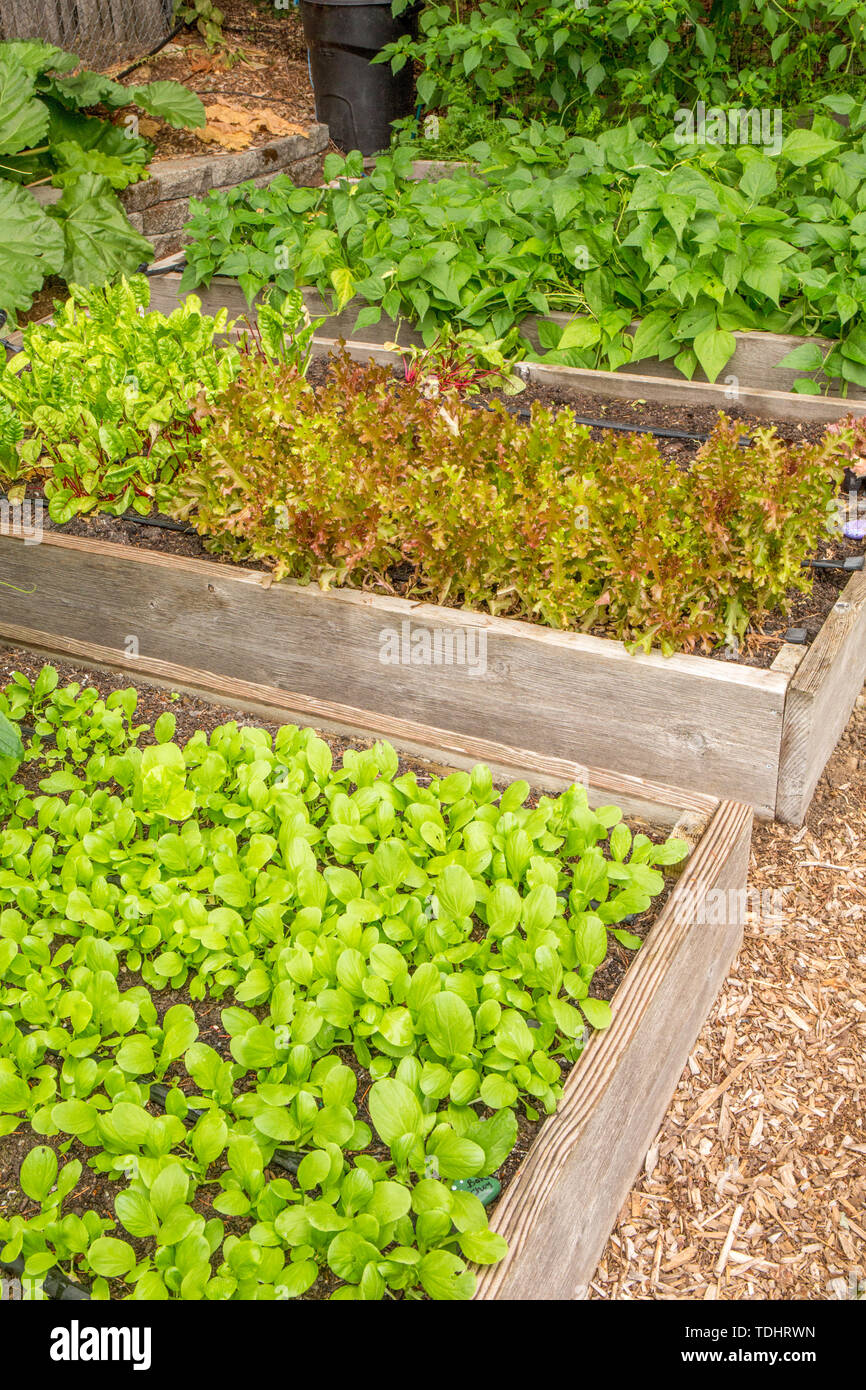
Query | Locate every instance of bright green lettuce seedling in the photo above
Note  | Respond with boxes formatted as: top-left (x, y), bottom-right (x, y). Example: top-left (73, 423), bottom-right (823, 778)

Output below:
top-left (0, 667), bottom-right (689, 1299)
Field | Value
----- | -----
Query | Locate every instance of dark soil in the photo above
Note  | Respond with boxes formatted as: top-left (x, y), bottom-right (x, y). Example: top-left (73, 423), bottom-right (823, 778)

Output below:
top-left (488, 378), bottom-right (831, 459)
top-left (0, 646), bottom-right (678, 1298)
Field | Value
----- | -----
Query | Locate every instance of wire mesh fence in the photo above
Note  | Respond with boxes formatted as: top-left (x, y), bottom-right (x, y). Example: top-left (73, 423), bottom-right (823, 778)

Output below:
top-left (0, 0), bottom-right (176, 71)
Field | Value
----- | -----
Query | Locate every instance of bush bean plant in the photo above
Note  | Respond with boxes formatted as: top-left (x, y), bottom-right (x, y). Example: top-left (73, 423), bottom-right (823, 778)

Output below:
top-left (171, 352), bottom-right (845, 654)
top-left (0, 667), bottom-right (688, 1298)
top-left (181, 105), bottom-right (866, 390)
top-left (379, 1), bottom-right (866, 130)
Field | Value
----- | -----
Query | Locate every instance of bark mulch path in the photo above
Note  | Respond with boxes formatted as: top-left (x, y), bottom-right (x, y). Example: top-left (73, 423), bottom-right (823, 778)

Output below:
top-left (590, 691), bottom-right (866, 1302)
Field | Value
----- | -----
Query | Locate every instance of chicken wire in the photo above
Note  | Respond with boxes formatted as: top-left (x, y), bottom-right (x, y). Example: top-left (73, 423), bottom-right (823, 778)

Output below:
top-left (0, 0), bottom-right (176, 71)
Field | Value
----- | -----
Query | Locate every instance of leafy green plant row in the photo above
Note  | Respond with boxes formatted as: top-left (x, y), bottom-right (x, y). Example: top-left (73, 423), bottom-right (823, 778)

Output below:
top-left (0, 276), bottom-right (318, 520)
top-left (0, 276), bottom-right (854, 653)
top-left (181, 105), bottom-right (866, 391)
top-left (380, 0), bottom-right (866, 131)
top-left (170, 351), bottom-right (845, 654)
top-left (0, 668), bottom-right (687, 1297)
top-left (0, 38), bottom-right (206, 323)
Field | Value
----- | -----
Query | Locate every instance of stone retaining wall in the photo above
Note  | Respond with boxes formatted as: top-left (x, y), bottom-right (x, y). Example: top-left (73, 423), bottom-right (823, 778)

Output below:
top-left (33, 124), bottom-right (329, 260)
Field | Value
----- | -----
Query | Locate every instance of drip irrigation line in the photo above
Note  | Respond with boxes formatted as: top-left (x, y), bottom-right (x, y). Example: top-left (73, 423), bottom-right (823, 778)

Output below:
top-left (118, 511), bottom-right (196, 535)
top-left (515, 405), bottom-right (723, 444)
top-left (113, 22), bottom-right (186, 81)
top-left (470, 398), bottom-right (753, 446)
top-left (14, 1022), bottom-right (303, 1174)
top-left (0, 1254), bottom-right (91, 1301)
top-left (148, 1082), bottom-right (303, 1174)
top-left (0, 493), bottom-right (196, 537)
top-left (805, 555), bottom-right (864, 572)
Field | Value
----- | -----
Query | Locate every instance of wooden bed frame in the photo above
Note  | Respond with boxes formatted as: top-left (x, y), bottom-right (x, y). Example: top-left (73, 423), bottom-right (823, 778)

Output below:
top-left (0, 623), bottom-right (752, 1300)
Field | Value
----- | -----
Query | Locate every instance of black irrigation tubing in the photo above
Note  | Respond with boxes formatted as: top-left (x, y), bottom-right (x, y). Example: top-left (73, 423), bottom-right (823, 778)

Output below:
top-left (116, 511), bottom-right (196, 535)
top-left (0, 492), bottom-right (196, 537)
top-left (467, 396), bottom-right (751, 446)
top-left (113, 22), bottom-right (187, 81)
top-left (147, 1082), bottom-right (303, 1175)
top-left (0, 1253), bottom-right (91, 1301)
top-left (14, 1022), bottom-right (304, 1173)
top-left (513, 404), bottom-right (732, 445)
top-left (806, 555), bottom-right (865, 572)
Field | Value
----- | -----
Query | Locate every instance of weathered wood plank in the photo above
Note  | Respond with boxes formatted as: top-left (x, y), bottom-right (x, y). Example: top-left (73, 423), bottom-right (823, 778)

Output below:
top-left (0, 620), bottom-right (721, 827)
top-left (769, 642), bottom-right (807, 677)
top-left (0, 532), bottom-right (788, 814)
top-left (775, 568), bottom-right (866, 824)
top-left (474, 797), bottom-right (752, 1300)
top-left (523, 318), bottom-right (858, 399)
top-left (144, 268), bottom-right (866, 421)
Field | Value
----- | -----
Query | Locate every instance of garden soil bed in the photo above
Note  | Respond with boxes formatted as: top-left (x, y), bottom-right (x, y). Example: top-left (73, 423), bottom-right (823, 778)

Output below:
top-left (0, 646), bottom-right (751, 1299)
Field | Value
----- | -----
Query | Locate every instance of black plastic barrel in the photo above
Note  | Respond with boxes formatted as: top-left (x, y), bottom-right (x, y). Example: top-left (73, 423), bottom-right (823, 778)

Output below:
top-left (300, 0), bottom-right (419, 156)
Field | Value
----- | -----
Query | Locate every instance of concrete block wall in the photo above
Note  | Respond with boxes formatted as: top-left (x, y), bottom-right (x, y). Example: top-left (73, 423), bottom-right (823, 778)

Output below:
top-left (32, 124), bottom-right (329, 261)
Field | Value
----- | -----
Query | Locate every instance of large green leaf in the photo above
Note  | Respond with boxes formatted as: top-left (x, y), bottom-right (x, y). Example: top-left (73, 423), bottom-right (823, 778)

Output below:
top-left (368, 1078), bottom-right (423, 1146)
top-left (692, 326), bottom-right (736, 383)
top-left (0, 712), bottom-right (24, 761)
top-left (48, 173), bottom-right (153, 285)
top-left (130, 82), bottom-right (206, 129)
top-left (37, 70), bottom-right (128, 110)
top-left (0, 54), bottom-right (49, 155)
top-left (1, 40), bottom-right (79, 79)
top-left (0, 180), bottom-right (65, 316)
top-left (50, 141), bottom-right (146, 191)
top-left (780, 128), bottom-right (841, 168)
top-left (421, 993), bottom-right (475, 1059)
top-left (44, 98), bottom-right (152, 171)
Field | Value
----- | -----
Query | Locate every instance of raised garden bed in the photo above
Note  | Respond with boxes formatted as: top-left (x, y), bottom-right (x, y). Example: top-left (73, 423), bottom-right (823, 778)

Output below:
top-left (0, 643), bottom-right (751, 1300)
top-left (0, 528), bottom-right (861, 825)
top-left (144, 262), bottom-right (866, 428)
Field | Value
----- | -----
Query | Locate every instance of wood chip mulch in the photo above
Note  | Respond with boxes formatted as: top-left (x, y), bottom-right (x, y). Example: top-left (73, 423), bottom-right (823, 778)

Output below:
top-left (110, 1), bottom-right (318, 158)
top-left (589, 691), bottom-right (866, 1301)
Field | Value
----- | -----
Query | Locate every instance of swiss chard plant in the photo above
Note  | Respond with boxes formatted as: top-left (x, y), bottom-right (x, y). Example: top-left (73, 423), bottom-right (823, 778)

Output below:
top-left (0, 276), bottom-right (239, 518)
top-left (0, 668), bottom-right (688, 1298)
top-left (0, 276), bottom-right (318, 519)
top-left (0, 38), bottom-right (205, 323)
